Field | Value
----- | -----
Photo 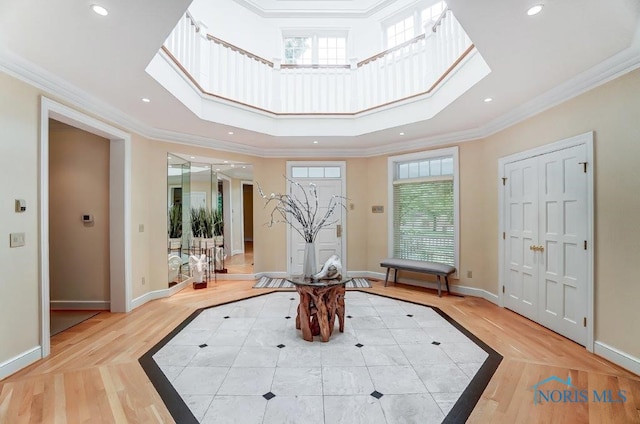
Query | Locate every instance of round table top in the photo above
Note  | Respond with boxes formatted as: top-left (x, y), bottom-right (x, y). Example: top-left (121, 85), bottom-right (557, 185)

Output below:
top-left (286, 276), bottom-right (352, 287)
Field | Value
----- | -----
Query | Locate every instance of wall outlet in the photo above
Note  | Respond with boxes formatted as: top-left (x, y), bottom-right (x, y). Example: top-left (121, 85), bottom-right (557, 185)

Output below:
top-left (141, 277), bottom-right (146, 285)
top-left (138, 224), bottom-right (144, 232)
top-left (467, 270), bottom-right (473, 278)
top-left (10, 232), bottom-right (25, 248)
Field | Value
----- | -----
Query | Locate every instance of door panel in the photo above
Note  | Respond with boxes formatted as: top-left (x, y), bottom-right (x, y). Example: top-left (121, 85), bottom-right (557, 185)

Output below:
top-left (503, 144), bottom-right (588, 346)
top-left (537, 145), bottom-right (587, 345)
top-left (289, 177), bottom-right (344, 275)
top-left (504, 157), bottom-right (538, 321)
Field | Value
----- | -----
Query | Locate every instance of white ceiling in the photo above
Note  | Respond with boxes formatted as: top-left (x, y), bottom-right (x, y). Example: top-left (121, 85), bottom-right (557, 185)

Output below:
top-left (0, 0), bottom-right (639, 157)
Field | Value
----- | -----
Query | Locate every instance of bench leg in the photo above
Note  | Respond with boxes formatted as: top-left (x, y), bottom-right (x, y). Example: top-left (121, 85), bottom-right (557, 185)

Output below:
top-left (445, 276), bottom-right (450, 294)
top-left (394, 269), bottom-right (398, 284)
top-left (384, 268), bottom-right (390, 287)
top-left (437, 275), bottom-right (442, 297)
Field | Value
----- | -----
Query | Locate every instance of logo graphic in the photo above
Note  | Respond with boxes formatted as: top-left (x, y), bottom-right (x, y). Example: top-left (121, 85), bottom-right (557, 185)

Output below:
top-left (531, 375), bottom-right (627, 405)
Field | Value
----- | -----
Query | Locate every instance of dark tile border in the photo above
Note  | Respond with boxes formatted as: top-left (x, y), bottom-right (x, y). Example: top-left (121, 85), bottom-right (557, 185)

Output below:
top-left (139, 289), bottom-right (502, 424)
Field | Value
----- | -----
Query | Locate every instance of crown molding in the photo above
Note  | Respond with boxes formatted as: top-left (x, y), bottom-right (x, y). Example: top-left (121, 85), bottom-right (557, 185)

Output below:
top-left (1, 40), bottom-right (639, 160)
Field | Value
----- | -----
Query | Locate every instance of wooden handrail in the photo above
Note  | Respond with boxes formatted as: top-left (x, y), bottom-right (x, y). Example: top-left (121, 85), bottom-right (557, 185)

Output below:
top-left (206, 34), bottom-right (273, 67)
top-left (431, 7), bottom-right (449, 33)
top-left (357, 34), bottom-right (426, 67)
top-left (185, 10), bottom-right (200, 32)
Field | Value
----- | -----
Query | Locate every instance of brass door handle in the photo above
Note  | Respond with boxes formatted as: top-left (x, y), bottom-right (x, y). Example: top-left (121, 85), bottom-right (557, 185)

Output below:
top-left (529, 245), bottom-right (544, 252)
top-left (336, 224), bottom-right (342, 238)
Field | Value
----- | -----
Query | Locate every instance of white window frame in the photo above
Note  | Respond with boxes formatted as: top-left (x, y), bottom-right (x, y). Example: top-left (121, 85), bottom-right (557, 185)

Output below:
top-left (281, 29), bottom-right (349, 65)
top-left (387, 146), bottom-right (459, 272)
top-left (382, 1), bottom-right (447, 49)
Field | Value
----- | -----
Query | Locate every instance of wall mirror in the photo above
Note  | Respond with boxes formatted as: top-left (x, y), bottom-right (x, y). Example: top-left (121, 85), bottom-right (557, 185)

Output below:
top-left (167, 154), bottom-right (254, 287)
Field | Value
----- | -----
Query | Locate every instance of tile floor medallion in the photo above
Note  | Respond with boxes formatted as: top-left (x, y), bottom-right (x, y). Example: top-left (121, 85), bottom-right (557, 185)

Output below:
top-left (140, 291), bottom-right (502, 424)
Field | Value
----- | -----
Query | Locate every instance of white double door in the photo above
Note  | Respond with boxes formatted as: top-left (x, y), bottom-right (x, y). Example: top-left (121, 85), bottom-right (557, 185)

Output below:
top-left (288, 173), bottom-right (345, 275)
top-left (503, 144), bottom-right (588, 345)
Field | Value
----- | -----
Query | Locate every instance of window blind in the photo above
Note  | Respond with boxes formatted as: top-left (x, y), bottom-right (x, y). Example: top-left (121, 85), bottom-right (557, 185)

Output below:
top-left (393, 179), bottom-right (454, 265)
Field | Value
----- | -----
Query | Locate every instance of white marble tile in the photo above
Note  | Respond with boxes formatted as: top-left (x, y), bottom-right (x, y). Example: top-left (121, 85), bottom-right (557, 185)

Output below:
top-left (381, 314), bottom-right (420, 329)
top-left (270, 367), bottom-right (322, 396)
top-left (232, 346), bottom-right (280, 367)
top-left (277, 346), bottom-right (321, 367)
top-left (322, 366), bottom-right (374, 395)
top-left (217, 367), bottom-right (276, 395)
top-left (188, 346), bottom-right (241, 367)
top-left (201, 395), bottom-right (267, 424)
top-left (243, 329), bottom-right (286, 347)
top-left (323, 395), bottom-right (387, 424)
top-left (153, 345), bottom-right (200, 367)
top-left (185, 314), bottom-right (225, 331)
top-left (458, 362), bottom-right (485, 378)
top-left (180, 394), bottom-right (213, 421)
top-left (159, 365), bottom-right (183, 382)
top-left (431, 392), bottom-right (462, 416)
top-left (413, 363), bottom-right (471, 393)
top-left (374, 305), bottom-right (408, 316)
top-left (259, 306), bottom-right (292, 319)
top-left (368, 365), bottom-right (428, 394)
top-left (168, 328), bottom-right (216, 346)
top-left (422, 326), bottom-right (470, 343)
top-left (199, 304), bottom-right (236, 318)
top-left (251, 317), bottom-right (289, 330)
top-left (354, 328), bottom-right (398, 345)
top-left (398, 343), bottom-right (454, 366)
top-left (347, 305), bottom-right (378, 317)
top-left (171, 366), bottom-right (229, 395)
top-left (206, 329), bottom-right (249, 346)
top-left (350, 316), bottom-right (386, 330)
top-left (379, 393), bottom-right (445, 424)
top-left (440, 341), bottom-right (488, 364)
top-left (367, 296), bottom-right (401, 307)
top-left (320, 345), bottom-right (366, 367)
top-left (389, 328), bottom-right (432, 344)
top-left (263, 396), bottom-right (324, 424)
top-left (217, 317), bottom-right (256, 331)
top-left (360, 345), bottom-right (410, 366)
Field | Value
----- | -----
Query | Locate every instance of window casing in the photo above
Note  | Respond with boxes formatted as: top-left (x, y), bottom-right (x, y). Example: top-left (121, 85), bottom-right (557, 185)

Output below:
top-left (388, 147), bottom-right (459, 269)
top-left (384, 1), bottom-right (447, 49)
top-left (283, 33), bottom-right (347, 65)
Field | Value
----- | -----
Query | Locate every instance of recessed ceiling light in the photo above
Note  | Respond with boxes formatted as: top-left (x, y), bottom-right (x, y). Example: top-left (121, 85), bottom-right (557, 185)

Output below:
top-left (242, 166), bottom-right (246, 169)
top-left (167, 156), bottom-right (171, 159)
top-left (228, 131), bottom-right (234, 135)
top-left (190, 156), bottom-right (195, 159)
top-left (399, 132), bottom-right (405, 136)
top-left (91, 4), bottom-right (109, 16)
top-left (141, 98), bottom-right (150, 103)
top-left (484, 97), bottom-right (493, 103)
top-left (527, 4), bottom-right (543, 16)
top-left (216, 168), bottom-right (221, 171)
top-left (313, 140), bottom-right (319, 144)
top-left (224, 160), bottom-right (228, 163)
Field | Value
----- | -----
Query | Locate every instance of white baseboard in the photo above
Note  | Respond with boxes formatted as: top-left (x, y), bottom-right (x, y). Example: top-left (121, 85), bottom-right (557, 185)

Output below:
top-left (50, 300), bottom-right (110, 310)
top-left (0, 346), bottom-right (42, 380)
top-left (130, 277), bottom-right (192, 309)
top-left (594, 341), bottom-right (640, 376)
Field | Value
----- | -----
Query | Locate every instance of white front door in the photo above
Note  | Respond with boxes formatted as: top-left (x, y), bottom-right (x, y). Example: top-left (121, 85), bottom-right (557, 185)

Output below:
top-left (287, 163), bottom-right (346, 276)
top-left (503, 144), bottom-right (588, 345)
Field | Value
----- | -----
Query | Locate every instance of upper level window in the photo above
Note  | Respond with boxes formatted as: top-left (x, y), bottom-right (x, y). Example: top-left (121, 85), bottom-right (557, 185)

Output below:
top-left (283, 33), bottom-right (347, 65)
top-left (384, 1), bottom-right (447, 49)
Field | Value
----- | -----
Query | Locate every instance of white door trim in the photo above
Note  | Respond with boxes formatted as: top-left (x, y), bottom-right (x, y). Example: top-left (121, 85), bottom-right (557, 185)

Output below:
top-left (286, 161), bottom-right (347, 275)
top-left (497, 131), bottom-right (594, 351)
top-left (40, 97), bottom-right (132, 357)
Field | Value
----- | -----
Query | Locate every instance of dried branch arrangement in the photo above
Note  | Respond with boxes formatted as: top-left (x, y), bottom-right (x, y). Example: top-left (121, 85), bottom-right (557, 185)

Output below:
top-left (257, 177), bottom-right (347, 243)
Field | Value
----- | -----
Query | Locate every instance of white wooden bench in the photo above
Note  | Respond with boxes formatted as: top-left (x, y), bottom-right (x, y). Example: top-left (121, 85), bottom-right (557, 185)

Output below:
top-left (380, 258), bottom-right (456, 297)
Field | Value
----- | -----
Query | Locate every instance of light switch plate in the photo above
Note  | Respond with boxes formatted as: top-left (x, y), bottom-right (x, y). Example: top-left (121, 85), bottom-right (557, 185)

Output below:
top-left (10, 232), bottom-right (25, 247)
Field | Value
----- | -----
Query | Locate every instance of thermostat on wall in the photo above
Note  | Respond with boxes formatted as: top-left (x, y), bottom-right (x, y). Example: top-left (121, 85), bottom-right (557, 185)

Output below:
top-left (81, 214), bottom-right (94, 223)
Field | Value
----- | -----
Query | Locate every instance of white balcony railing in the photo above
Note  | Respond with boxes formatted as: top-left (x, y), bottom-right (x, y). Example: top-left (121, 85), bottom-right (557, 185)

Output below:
top-left (162, 9), bottom-right (473, 114)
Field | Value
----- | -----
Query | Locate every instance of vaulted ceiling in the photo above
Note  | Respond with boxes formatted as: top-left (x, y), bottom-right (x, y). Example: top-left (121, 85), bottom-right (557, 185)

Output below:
top-left (0, 0), bottom-right (638, 156)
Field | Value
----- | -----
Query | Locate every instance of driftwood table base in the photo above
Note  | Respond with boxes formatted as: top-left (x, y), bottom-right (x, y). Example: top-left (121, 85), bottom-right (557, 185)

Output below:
top-left (294, 283), bottom-right (345, 342)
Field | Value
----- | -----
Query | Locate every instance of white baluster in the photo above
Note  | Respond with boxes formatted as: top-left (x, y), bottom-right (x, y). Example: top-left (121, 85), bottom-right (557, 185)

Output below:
top-left (350, 58), bottom-right (358, 112)
top-left (272, 58), bottom-right (282, 112)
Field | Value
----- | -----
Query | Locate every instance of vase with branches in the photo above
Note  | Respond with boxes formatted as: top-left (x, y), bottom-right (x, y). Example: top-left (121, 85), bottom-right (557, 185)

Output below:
top-left (258, 177), bottom-right (346, 278)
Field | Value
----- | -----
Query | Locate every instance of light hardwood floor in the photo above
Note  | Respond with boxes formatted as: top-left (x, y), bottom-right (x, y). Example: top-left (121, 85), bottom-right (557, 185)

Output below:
top-left (1, 280), bottom-right (638, 423)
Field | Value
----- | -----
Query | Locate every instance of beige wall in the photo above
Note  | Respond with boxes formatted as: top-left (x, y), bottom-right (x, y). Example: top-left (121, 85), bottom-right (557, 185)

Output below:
top-left (0, 72), bottom-right (40, 364)
top-left (49, 122), bottom-right (110, 304)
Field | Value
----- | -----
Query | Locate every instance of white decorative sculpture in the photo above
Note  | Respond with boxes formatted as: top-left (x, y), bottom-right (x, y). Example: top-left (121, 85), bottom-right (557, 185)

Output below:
top-left (189, 254), bottom-right (207, 283)
top-left (313, 255), bottom-right (342, 280)
top-left (168, 254), bottom-right (182, 283)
